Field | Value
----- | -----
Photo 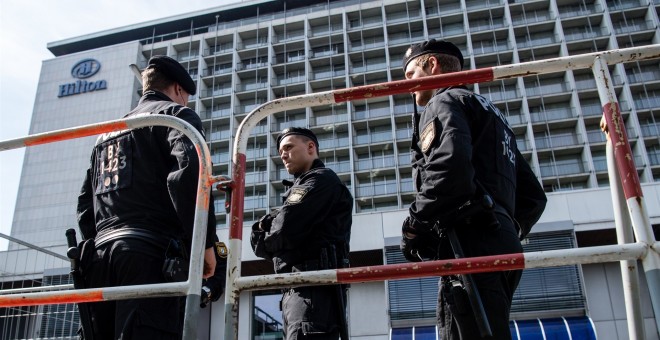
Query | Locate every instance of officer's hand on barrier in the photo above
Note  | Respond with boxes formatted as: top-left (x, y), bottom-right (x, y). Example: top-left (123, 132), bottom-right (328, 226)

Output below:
top-left (400, 217), bottom-right (424, 262)
top-left (401, 217), bottom-right (442, 262)
top-left (401, 237), bottom-right (423, 262)
top-left (200, 285), bottom-right (212, 308)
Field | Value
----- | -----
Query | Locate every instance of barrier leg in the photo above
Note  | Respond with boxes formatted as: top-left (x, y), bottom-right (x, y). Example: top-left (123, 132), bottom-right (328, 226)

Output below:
top-left (607, 142), bottom-right (645, 339)
top-left (628, 200), bottom-right (660, 335)
top-left (594, 56), bottom-right (660, 335)
top-left (224, 155), bottom-right (246, 340)
top-left (183, 294), bottom-right (201, 339)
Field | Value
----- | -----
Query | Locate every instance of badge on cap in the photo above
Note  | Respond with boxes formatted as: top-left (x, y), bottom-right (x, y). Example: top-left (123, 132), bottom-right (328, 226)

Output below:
top-left (286, 188), bottom-right (308, 204)
top-left (420, 120), bottom-right (436, 154)
top-left (215, 242), bottom-right (228, 259)
top-left (404, 47), bottom-right (413, 59)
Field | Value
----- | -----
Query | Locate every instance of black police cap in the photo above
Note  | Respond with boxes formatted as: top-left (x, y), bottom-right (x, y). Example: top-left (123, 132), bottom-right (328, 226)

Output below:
top-left (146, 55), bottom-right (196, 95)
top-left (276, 127), bottom-right (319, 149)
top-left (402, 39), bottom-right (464, 71)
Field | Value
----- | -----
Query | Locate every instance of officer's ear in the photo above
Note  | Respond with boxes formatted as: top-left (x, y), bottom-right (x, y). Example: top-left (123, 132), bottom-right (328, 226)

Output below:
top-left (306, 141), bottom-right (316, 156)
top-left (429, 56), bottom-right (441, 75)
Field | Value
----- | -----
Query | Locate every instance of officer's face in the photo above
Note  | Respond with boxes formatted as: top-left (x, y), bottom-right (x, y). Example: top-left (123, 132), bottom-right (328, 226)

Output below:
top-left (404, 56), bottom-right (440, 106)
top-left (279, 135), bottom-right (315, 175)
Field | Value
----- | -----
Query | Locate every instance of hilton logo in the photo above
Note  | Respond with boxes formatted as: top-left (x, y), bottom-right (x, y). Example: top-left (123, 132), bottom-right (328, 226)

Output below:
top-left (71, 59), bottom-right (101, 78)
top-left (58, 58), bottom-right (108, 98)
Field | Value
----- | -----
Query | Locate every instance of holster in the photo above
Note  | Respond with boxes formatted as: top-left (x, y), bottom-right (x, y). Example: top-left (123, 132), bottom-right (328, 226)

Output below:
top-left (78, 238), bottom-right (96, 280)
top-left (162, 239), bottom-right (189, 282)
top-left (451, 194), bottom-right (500, 231)
top-left (441, 276), bottom-right (471, 315)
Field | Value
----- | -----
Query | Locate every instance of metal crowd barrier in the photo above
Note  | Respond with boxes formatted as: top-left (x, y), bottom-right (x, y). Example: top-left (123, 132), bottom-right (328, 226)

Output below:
top-left (0, 44), bottom-right (658, 340)
top-left (0, 115), bottom-right (216, 339)
top-left (224, 44), bottom-right (660, 340)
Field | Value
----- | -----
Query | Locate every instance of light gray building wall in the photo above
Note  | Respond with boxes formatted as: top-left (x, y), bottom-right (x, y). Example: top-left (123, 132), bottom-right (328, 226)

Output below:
top-left (10, 42), bottom-right (142, 249)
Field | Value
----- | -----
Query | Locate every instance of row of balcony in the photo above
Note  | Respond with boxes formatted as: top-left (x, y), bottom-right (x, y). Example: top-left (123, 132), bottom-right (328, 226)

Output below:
top-left (166, 16), bottom-right (655, 69)
top-left (218, 131), bottom-right (658, 181)
top-left (213, 153), bottom-right (659, 212)
top-left (214, 180), bottom-right (416, 211)
top-left (198, 62), bottom-right (649, 92)
top-left (174, 92), bottom-right (660, 151)
top-left (198, 97), bottom-right (640, 127)
top-left (142, 0), bottom-right (650, 49)
top-left (206, 114), bottom-right (656, 151)
top-left (186, 66), bottom-right (645, 105)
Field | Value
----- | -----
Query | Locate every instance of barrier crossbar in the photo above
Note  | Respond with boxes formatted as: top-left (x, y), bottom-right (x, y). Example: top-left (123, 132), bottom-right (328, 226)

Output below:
top-left (0, 115), bottom-right (214, 340)
top-left (224, 44), bottom-right (660, 339)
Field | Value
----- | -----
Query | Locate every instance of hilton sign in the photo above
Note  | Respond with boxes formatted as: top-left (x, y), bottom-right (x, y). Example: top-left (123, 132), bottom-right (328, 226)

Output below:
top-left (58, 59), bottom-right (108, 97)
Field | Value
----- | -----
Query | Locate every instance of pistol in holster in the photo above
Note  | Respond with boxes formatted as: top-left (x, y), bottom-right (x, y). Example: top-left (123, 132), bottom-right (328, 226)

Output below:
top-left (162, 239), bottom-right (189, 282)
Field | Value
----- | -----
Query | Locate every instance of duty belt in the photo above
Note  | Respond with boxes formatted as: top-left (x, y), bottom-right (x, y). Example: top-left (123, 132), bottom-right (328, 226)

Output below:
top-left (94, 227), bottom-right (171, 250)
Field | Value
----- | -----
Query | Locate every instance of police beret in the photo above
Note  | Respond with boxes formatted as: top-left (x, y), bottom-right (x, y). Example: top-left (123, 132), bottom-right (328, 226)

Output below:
top-left (276, 127), bottom-right (319, 149)
top-left (146, 55), bottom-right (196, 95)
top-left (402, 39), bottom-right (464, 71)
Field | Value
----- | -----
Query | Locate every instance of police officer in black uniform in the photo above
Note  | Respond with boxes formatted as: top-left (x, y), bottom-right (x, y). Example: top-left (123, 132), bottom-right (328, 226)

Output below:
top-left (399, 40), bottom-right (547, 339)
top-left (76, 55), bottom-right (218, 340)
top-left (250, 127), bottom-right (353, 340)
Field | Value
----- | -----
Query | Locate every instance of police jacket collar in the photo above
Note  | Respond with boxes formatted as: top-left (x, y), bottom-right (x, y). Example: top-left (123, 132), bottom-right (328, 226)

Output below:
top-left (139, 90), bottom-right (174, 104)
top-left (432, 85), bottom-right (466, 97)
top-left (293, 158), bottom-right (325, 179)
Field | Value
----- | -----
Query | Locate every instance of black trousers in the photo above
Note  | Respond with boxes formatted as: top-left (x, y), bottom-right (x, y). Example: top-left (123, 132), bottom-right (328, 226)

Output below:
top-left (437, 213), bottom-right (523, 340)
top-left (82, 238), bottom-right (180, 340)
top-left (281, 286), bottom-right (345, 340)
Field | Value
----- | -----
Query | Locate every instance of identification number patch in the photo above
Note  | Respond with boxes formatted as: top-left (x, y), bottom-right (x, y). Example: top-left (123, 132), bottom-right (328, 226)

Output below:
top-left (95, 134), bottom-right (132, 195)
top-left (286, 188), bottom-right (308, 204)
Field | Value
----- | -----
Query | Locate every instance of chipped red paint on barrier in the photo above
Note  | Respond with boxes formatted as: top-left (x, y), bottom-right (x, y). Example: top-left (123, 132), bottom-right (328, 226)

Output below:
top-left (602, 102), bottom-right (644, 199)
top-left (229, 153), bottom-right (247, 240)
top-left (335, 253), bottom-right (525, 284)
top-left (0, 290), bottom-right (104, 307)
top-left (24, 122), bottom-right (129, 147)
top-left (333, 68), bottom-right (494, 103)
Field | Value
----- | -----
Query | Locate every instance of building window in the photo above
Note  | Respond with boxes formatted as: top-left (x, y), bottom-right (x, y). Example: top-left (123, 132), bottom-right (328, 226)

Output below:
top-left (391, 325), bottom-right (437, 340)
top-left (512, 230), bottom-right (586, 316)
top-left (385, 246), bottom-right (438, 322)
top-left (252, 290), bottom-right (283, 340)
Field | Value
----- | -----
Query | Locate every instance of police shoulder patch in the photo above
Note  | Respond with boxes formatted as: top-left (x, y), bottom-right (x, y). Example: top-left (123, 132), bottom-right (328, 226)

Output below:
top-left (215, 242), bottom-right (228, 259)
top-left (420, 120), bottom-right (436, 154)
top-left (286, 188), bottom-right (308, 204)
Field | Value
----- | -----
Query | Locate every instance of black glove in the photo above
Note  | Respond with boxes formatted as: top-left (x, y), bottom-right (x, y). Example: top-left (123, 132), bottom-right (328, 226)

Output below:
top-left (257, 209), bottom-right (279, 232)
top-left (200, 285), bottom-right (213, 308)
top-left (400, 217), bottom-right (441, 262)
top-left (200, 282), bottom-right (224, 308)
top-left (401, 236), bottom-right (423, 262)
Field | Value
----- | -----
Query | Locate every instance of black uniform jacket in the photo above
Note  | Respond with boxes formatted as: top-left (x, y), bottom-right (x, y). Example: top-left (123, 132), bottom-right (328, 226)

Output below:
top-left (251, 159), bottom-right (353, 273)
top-left (77, 90), bottom-right (216, 249)
top-left (410, 86), bottom-right (546, 233)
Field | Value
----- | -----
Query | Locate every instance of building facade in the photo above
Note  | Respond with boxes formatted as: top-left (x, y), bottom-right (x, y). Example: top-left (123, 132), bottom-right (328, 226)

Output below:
top-left (4, 0), bottom-right (660, 339)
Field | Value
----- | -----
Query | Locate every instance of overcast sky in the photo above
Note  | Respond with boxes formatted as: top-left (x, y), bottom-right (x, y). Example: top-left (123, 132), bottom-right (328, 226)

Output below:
top-left (0, 0), bottom-right (239, 247)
